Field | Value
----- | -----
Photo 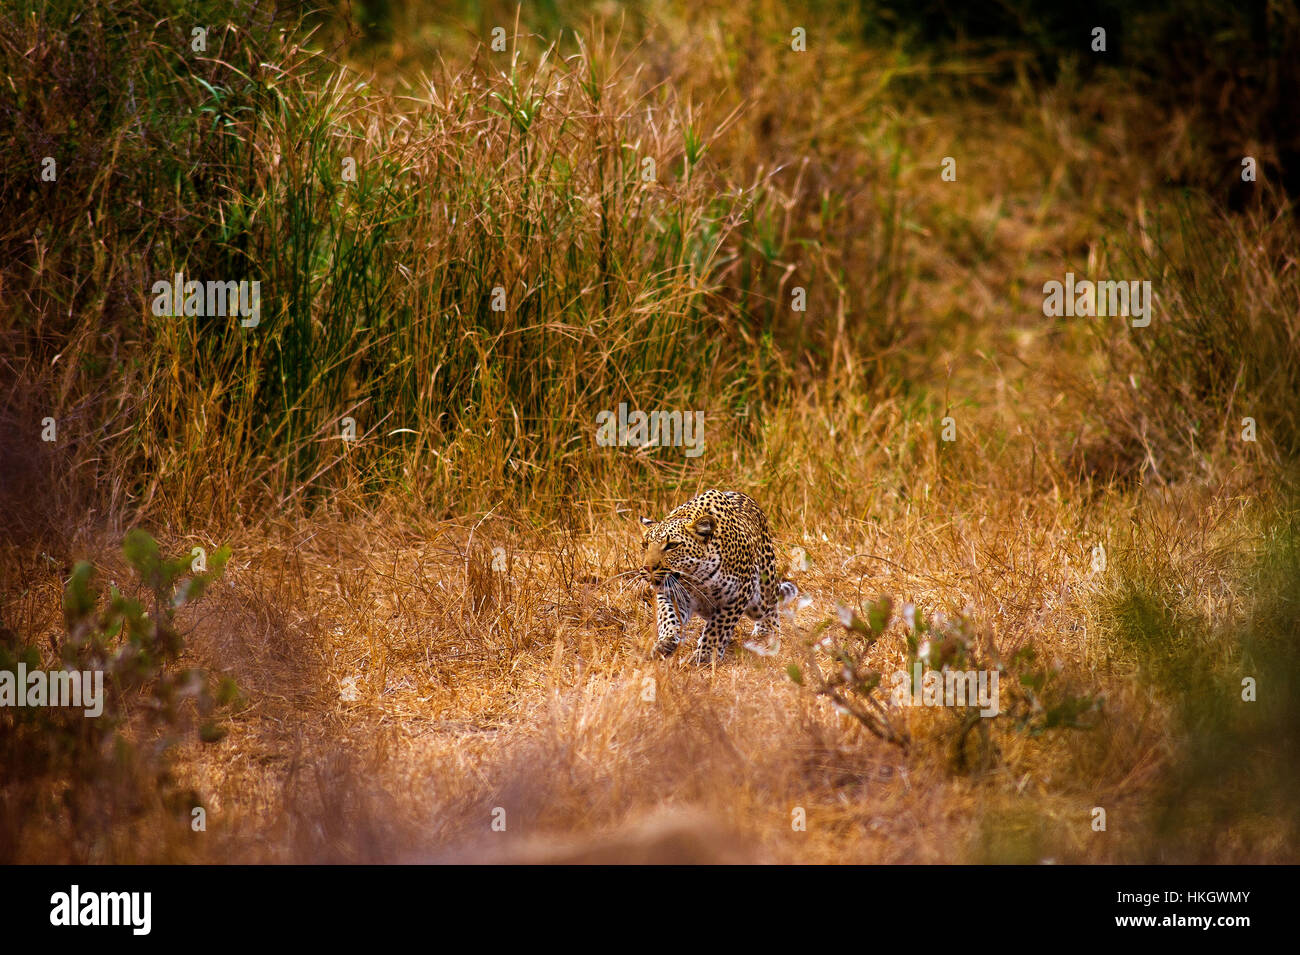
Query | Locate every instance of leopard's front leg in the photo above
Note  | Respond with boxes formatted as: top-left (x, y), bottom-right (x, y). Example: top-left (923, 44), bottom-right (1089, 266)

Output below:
top-left (653, 591), bottom-right (683, 657)
top-left (692, 608), bottom-right (740, 665)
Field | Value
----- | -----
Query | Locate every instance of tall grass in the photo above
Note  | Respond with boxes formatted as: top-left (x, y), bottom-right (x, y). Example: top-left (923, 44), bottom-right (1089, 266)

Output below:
top-left (3, 0), bottom-right (927, 529)
top-left (1084, 195), bottom-right (1300, 479)
top-left (1094, 489), bottom-right (1300, 861)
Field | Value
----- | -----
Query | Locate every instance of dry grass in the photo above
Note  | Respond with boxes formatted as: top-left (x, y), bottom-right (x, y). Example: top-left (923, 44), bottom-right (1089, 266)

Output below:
top-left (6, 454), bottom-right (1290, 863)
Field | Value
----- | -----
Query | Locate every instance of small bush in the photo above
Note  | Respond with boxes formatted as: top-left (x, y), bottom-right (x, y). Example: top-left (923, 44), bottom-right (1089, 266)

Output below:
top-left (788, 596), bottom-right (1100, 772)
top-left (0, 529), bottom-right (236, 862)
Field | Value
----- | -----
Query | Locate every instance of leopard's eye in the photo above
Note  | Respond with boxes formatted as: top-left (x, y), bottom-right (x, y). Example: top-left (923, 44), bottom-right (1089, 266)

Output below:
top-left (664, 540), bottom-right (682, 550)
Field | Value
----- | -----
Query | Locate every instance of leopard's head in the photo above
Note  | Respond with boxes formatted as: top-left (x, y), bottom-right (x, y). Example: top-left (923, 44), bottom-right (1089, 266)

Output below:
top-left (639, 505), bottom-right (720, 591)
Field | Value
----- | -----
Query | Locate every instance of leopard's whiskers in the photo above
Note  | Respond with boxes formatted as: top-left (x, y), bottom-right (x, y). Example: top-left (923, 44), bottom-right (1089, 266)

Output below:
top-left (665, 570), bottom-right (714, 610)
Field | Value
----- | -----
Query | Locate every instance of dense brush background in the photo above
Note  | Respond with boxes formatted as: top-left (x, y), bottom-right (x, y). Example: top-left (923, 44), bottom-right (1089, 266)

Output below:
top-left (1, 0), bottom-right (1298, 862)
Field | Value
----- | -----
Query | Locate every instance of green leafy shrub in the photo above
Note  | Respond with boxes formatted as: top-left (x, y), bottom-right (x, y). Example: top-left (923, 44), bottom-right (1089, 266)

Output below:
top-left (788, 595), bottom-right (1101, 771)
top-left (0, 529), bottom-right (238, 862)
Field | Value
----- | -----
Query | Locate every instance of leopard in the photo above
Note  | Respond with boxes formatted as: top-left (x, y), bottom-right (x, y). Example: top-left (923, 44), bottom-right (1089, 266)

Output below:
top-left (638, 489), bottom-right (798, 665)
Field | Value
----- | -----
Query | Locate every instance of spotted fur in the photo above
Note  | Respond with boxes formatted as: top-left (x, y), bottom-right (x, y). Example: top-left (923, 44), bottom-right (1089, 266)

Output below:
top-left (639, 489), bottom-right (798, 664)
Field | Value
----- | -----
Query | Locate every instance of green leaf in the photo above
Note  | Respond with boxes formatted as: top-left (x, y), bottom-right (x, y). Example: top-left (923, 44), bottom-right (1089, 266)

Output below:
top-left (857, 670), bottom-right (882, 694)
top-left (215, 675), bottom-right (241, 707)
top-left (63, 561), bottom-right (98, 626)
top-left (123, 528), bottom-right (162, 583)
top-left (208, 544), bottom-right (232, 578)
top-left (198, 721), bottom-right (228, 744)
top-left (786, 663), bottom-right (803, 685)
top-left (867, 596), bottom-right (893, 635)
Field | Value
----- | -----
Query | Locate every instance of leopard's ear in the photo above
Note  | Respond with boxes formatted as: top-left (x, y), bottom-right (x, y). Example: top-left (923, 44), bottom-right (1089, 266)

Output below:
top-left (639, 516), bottom-right (656, 528)
top-left (689, 513), bottom-right (715, 541)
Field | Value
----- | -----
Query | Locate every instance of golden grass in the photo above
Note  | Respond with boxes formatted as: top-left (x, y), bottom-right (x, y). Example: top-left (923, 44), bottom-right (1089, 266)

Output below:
top-left (5, 443), bottom-right (1286, 862)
